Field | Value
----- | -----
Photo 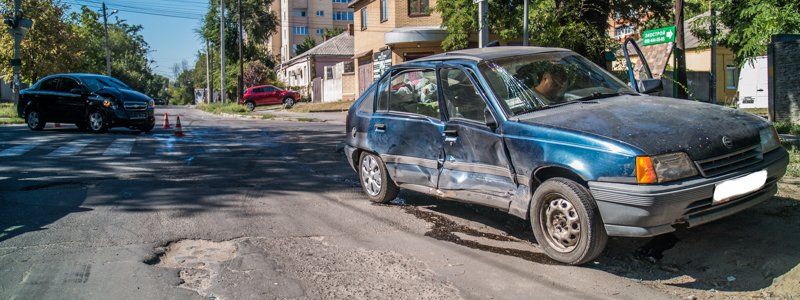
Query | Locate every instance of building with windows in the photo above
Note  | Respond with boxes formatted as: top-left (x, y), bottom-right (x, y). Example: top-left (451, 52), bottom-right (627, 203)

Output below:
top-left (349, 0), bottom-right (447, 95)
top-left (265, 0), bottom-right (355, 63)
top-left (279, 29), bottom-right (355, 90)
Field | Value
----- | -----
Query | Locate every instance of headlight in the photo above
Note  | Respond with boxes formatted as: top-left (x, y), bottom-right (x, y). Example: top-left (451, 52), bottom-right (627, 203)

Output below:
top-left (636, 152), bottom-right (698, 184)
top-left (148, 99), bottom-right (155, 108)
top-left (760, 126), bottom-right (781, 153)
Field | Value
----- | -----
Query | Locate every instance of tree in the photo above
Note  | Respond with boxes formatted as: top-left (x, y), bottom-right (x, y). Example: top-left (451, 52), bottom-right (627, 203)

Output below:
top-left (692, 0), bottom-right (800, 65)
top-left (243, 60), bottom-right (272, 87)
top-left (295, 36), bottom-right (317, 55)
top-left (322, 27), bottom-right (346, 40)
top-left (435, 0), bottom-right (676, 63)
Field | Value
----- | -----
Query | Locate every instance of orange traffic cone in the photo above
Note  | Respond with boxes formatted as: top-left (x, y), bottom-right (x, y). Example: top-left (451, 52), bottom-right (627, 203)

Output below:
top-left (163, 112), bottom-right (171, 129)
top-left (174, 116), bottom-right (185, 137)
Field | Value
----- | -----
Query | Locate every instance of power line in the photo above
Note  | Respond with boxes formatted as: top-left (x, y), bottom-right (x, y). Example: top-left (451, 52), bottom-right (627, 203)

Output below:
top-left (66, 0), bottom-right (207, 19)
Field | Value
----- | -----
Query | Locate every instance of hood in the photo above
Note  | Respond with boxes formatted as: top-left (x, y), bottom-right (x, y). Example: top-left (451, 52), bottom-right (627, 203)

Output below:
top-left (94, 87), bottom-right (152, 103)
top-left (515, 95), bottom-right (768, 160)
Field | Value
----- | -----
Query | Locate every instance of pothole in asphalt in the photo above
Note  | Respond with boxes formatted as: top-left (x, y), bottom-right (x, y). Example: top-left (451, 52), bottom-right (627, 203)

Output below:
top-left (18, 181), bottom-right (91, 191)
top-left (145, 239), bottom-right (238, 297)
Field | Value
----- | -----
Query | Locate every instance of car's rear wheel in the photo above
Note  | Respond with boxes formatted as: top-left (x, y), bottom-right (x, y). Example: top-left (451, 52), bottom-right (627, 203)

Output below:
top-left (26, 109), bottom-right (45, 131)
top-left (283, 97), bottom-right (295, 109)
top-left (530, 177), bottom-right (607, 265)
top-left (245, 101), bottom-right (255, 111)
top-left (87, 110), bottom-right (108, 133)
top-left (359, 152), bottom-right (399, 203)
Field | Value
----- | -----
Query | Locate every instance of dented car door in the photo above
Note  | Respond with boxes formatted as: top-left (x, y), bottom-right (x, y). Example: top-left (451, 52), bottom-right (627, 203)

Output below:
top-left (436, 66), bottom-right (516, 210)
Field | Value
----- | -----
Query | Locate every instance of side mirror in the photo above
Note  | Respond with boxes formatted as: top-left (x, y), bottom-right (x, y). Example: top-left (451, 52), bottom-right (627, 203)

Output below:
top-left (637, 79), bottom-right (663, 94)
top-left (484, 108), bottom-right (498, 130)
top-left (69, 88), bottom-right (84, 95)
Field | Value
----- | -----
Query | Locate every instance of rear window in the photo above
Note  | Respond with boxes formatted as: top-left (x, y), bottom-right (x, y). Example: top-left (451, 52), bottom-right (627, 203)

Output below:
top-left (358, 86), bottom-right (375, 113)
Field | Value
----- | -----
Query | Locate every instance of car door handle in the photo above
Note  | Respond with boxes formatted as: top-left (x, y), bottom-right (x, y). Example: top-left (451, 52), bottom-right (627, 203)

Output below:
top-left (375, 123), bottom-right (386, 131)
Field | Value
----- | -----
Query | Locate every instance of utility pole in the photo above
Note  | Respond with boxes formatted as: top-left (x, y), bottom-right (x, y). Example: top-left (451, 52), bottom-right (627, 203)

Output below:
top-left (522, 0), bottom-right (529, 46)
top-left (709, 5), bottom-right (717, 104)
top-left (237, 0), bottom-right (243, 102)
top-left (674, 0), bottom-right (688, 99)
top-left (5, 0), bottom-right (31, 110)
top-left (206, 38), bottom-right (212, 103)
top-left (102, 2), bottom-right (112, 76)
top-left (477, 0), bottom-right (488, 48)
top-left (220, 0), bottom-right (226, 104)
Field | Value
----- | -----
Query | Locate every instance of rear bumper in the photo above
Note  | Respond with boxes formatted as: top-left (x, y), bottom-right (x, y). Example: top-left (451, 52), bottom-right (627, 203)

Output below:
top-left (589, 147), bottom-right (789, 237)
top-left (344, 144), bottom-right (357, 172)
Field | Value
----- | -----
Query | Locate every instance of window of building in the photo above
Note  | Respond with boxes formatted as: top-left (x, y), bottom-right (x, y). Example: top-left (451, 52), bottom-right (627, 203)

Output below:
top-left (380, 0), bottom-right (388, 22)
top-left (333, 0), bottom-right (348, 3)
top-left (292, 26), bottom-right (308, 35)
top-left (408, 0), bottom-right (429, 16)
top-left (360, 9), bottom-right (367, 30)
top-left (316, 28), bottom-right (324, 35)
top-left (333, 11), bottom-right (353, 21)
top-left (293, 9), bottom-right (307, 17)
top-left (725, 65), bottom-right (738, 90)
top-left (316, 10), bottom-right (324, 16)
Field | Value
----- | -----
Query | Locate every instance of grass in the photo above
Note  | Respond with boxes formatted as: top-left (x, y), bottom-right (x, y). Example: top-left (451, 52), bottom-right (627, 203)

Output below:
top-left (788, 147), bottom-right (800, 178)
top-left (295, 117), bottom-right (322, 122)
top-left (0, 103), bottom-right (24, 125)
top-left (775, 121), bottom-right (800, 136)
top-left (260, 113), bottom-right (277, 120)
top-left (288, 100), bottom-right (354, 113)
top-left (196, 102), bottom-right (249, 115)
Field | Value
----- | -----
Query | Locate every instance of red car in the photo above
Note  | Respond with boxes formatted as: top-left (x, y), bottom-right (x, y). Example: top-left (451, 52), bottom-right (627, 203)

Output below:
top-left (240, 85), bottom-right (302, 111)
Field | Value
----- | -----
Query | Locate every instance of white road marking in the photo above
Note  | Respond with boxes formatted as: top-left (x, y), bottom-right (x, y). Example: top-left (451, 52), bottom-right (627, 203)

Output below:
top-left (45, 139), bottom-right (96, 157)
top-left (103, 138), bottom-right (136, 156)
top-left (155, 136), bottom-right (183, 156)
top-left (0, 142), bottom-right (43, 157)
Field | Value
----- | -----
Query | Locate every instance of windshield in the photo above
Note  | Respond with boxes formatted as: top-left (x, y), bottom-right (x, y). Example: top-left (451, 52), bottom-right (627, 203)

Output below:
top-left (81, 76), bottom-right (131, 92)
top-left (479, 52), bottom-right (635, 117)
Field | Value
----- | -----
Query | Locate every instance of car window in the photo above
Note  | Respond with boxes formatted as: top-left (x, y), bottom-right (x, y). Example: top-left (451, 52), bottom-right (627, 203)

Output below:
top-left (358, 86), bottom-right (376, 113)
top-left (376, 76), bottom-right (389, 111)
top-left (58, 78), bottom-right (80, 93)
top-left (264, 86), bottom-right (276, 92)
top-left (386, 70), bottom-right (439, 119)
top-left (439, 68), bottom-right (488, 122)
top-left (40, 78), bottom-right (60, 91)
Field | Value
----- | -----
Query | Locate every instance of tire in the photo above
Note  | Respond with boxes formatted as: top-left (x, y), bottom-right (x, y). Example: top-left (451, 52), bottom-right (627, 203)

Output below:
top-left (245, 101), bottom-right (255, 111)
top-left (26, 109), bottom-right (45, 131)
top-left (530, 177), bottom-right (608, 265)
top-left (282, 97), bottom-right (295, 109)
top-left (138, 120), bottom-right (155, 133)
top-left (87, 110), bottom-right (108, 133)
top-left (359, 152), bottom-right (399, 203)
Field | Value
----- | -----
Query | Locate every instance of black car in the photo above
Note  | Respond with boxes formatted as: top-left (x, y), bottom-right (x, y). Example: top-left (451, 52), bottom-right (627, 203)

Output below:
top-left (17, 73), bottom-right (156, 133)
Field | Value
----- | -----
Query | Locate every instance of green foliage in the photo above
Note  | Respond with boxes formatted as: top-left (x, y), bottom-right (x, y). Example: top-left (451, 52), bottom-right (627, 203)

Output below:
top-left (692, 0), bottom-right (800, 65)
top-left (0, 103), bottom-right (24, 124)
top-left (322, 28), bottom-right (346, 40)
top-left (775, 121), bottom-right (800, 135)
top-left (196, 102), bottom-right (249, 115)
top-left (295, 36), bottom-right (317, 55)
top-left (243, 60), bottom-right (272, 87)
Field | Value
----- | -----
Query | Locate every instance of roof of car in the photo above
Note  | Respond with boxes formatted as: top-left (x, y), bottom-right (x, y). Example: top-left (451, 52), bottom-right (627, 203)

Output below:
top-left (411, 46), bottom-right (571, 63)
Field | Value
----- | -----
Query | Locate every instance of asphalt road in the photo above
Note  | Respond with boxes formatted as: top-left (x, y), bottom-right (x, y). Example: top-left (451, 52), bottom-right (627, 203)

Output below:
top-left (0, 106), bottom-right (678, 299)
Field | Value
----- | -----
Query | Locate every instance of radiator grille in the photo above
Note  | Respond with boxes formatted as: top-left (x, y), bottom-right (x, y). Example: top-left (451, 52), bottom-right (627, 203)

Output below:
top-left (694, 145), bottom-right (762, 177)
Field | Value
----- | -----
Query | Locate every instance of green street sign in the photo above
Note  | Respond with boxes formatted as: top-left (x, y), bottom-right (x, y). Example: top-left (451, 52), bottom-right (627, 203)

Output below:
top-left (642, 26), bottom-right (676, 46)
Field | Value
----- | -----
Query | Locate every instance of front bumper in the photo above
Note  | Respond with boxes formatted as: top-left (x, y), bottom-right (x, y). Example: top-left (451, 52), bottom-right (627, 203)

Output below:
top-left (109, 109), bottom-right (155, 127)
top-left (589, 147), bottom-right (790, 237)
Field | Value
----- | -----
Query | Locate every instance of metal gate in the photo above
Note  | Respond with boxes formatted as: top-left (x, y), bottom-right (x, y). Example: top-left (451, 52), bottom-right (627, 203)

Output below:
top-left (358, 58), bottom-right (373, 96)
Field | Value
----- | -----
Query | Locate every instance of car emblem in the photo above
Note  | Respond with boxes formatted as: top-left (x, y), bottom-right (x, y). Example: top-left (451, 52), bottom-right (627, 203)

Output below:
top-left (722, 136), bottom-right (733, 148)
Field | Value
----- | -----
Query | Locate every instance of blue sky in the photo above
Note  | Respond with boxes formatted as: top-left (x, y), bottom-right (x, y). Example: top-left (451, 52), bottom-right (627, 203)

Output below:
top-left (66, 0), bottom-right (209, 79)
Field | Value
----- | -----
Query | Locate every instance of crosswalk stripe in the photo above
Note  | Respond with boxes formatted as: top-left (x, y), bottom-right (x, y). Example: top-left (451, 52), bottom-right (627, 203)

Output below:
top-left (103, 138), bottom-right (136, 156)
top-left (0, 142), bottom-right (43, 157)
top-left (155, 136), bottom-right (183, 156)
top-left (45, 139), bottom-right (96, 157)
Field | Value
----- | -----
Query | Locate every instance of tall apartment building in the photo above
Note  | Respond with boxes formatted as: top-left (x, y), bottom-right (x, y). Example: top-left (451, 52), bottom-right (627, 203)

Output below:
top-left (266, 0), bottom-right (355, 63)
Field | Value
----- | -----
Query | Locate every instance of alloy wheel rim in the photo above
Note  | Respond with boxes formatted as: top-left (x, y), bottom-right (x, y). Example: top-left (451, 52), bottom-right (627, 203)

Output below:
top-left (90, 113), bottom-right (103, 131)
top-left (361, 155), bottom-right (382, 196)
top-left (541, 196), bottom-right (581, 252)
top-left (247, 103), bottom-right (254, 110)
top-left (27, 111), bottom-right (39, 128)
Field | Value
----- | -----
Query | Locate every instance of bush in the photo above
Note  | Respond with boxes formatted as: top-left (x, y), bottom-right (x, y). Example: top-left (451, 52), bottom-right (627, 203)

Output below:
top-left (775, 121), bottom-right (800, 135)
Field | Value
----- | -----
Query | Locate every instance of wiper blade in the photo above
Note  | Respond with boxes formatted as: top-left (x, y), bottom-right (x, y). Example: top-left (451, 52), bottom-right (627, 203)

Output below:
top-left (573, 92), bottom-right (623, 102)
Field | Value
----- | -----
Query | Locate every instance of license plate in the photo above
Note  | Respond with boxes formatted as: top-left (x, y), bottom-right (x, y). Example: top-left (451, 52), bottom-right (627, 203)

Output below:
top-left (713, 170), bottom-right (767, 204)
top-left (129, 112), bottom-right (147, 119)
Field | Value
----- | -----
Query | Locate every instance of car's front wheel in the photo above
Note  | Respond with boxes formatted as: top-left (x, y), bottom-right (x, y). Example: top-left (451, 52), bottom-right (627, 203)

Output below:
top-left (26, 109), bottom-right (45, 131)
top-left (530, 177), bottom-right (607, 265)
top-left (87, 110), bottom-right (108, 133)
top-left (283, 97), bottom-right (295, 109)
top-left (359, 152), bottom-right (399, 203)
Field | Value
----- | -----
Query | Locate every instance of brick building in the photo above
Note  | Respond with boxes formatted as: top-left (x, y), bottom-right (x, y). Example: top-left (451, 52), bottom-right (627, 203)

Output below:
top-left (266, 0), bottom-right (355, 63)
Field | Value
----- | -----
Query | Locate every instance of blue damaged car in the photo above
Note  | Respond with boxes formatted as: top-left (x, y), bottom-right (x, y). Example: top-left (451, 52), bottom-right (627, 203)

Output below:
top-left (343, 47), bottom-right (789, 265)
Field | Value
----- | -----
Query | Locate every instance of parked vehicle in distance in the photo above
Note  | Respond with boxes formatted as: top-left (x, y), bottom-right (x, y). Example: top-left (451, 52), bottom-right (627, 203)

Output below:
top-left (736, 55), bottom-right (768, 109)
top-left (153, 98), bottom-right (168, 105)
top-left (240, 85), bottom-right (302, 111)
top-left (343, 47), bottom-right (789, 265)
top-left (17, 73), bottom-right (156, 133)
